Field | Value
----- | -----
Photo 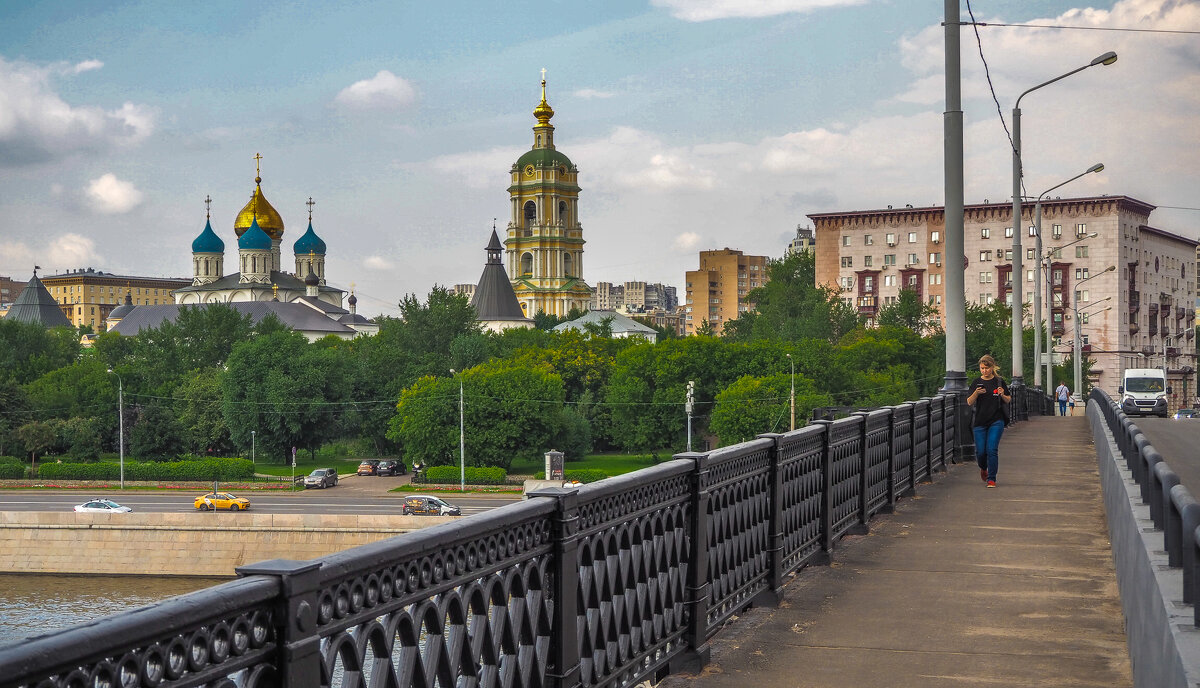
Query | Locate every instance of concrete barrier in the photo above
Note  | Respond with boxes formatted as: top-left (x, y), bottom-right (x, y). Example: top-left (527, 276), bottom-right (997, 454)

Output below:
top-left (1088, 401), bottom-right (1200, 688)
top-left (0, 511), bottom-right (458, 577)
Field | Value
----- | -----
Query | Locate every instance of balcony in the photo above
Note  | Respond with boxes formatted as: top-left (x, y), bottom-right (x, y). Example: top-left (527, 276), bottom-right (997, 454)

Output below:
top-left (1129, 321), bottom-right (1140, 335)
top-left (1129, 290), bottom-right (1139, 312)
top-left (1177, 306), bottom-right (1187, 320)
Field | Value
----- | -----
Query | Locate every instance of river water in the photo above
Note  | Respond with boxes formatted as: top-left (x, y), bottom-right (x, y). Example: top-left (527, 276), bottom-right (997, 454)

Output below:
top-left (0, 574), bottom-right (226, 648)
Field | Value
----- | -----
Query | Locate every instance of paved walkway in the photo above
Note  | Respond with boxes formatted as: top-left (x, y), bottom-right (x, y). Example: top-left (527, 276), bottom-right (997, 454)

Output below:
top-left (661, 415), bottom-right (1132, 688)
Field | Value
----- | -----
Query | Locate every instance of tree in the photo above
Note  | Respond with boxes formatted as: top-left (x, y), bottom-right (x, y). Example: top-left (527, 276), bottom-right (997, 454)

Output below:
top-left (708, 374), bottom-right (832, 445)
top-left (387, 362), bottom-right (567, 471)
top-left (722, 250), bottom-right (859, 343)
top-left (0, 320), bottom-right (80, 385)
top-left (398, 287), bottom-right (481, 358)
top-left (129, 405), bottom-right (185, 459)
top-left (175, 368), bottom-right (232, 455)
top-left (17, 420), bottom-right (54, 465)
top-left (877, 288), bottom-right (942, 336)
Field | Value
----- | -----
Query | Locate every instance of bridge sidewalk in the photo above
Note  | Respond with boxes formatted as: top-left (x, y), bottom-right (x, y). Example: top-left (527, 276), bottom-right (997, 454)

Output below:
top-left (660, 415), bottom-right (1132, 688)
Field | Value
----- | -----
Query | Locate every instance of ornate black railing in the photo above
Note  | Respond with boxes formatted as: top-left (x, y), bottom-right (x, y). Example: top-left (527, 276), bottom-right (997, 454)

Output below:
top-left (1090, 388), bottom-right (1200, 626)
top-left (4, 391), bottom-right (1054, 688)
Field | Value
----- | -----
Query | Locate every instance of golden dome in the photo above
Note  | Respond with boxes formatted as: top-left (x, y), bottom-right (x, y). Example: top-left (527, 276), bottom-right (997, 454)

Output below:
top-left (533, 76), bottom-right (554, 126)
top-left (234, 181), bottom-right (285, 241)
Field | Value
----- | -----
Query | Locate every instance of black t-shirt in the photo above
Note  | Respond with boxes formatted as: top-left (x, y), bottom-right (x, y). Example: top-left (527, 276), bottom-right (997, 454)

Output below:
top-left (969, 376), bottom-right (1009, 427)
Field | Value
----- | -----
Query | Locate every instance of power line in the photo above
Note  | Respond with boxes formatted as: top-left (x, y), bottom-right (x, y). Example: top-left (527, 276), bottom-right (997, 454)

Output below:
top-left (963, 21), bottom-right (1200, 36)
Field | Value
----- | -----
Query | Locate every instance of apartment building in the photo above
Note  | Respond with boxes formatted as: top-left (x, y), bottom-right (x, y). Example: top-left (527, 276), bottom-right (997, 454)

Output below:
top-left (684, 248), bottom-right (770, 335)
top-left (811, 196), bottom-right (1196, 401)
top-left (40, 268), bottom-right (191, 332)
top-left (590, 282), bottom-right (678, 313)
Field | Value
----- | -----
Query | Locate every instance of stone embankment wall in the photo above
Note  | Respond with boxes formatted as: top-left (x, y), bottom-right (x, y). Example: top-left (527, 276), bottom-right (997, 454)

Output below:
top-left (0, 512), bottom-right (456, 577)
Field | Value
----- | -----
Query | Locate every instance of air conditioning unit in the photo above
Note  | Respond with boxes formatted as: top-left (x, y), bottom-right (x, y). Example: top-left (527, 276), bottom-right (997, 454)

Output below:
top-left (887, 241), bottom-right (897, 247)
top-left (881, 264), bottom-right (890, 270)
top-left (934, 262), bottom-right (942, 268)
top-left (932, 238), bottom-right (941, 244)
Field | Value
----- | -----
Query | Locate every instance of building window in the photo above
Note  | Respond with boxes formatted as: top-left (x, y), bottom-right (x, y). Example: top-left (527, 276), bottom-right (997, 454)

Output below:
top-left (864, 234), bottom-right (873, 245)
top-left (1051, 248), bottom-right (1063, 259)
top-left (1004, 249), bottom-right (1013, 261)
top-left (980, 250), bottom-right (992, 262)
top-left (1076, 245), bottom-right (1089, 258)
top-left (1027, 270), bottom-right (1034, 282)
top-left (931, 230), bottom-right (941, 243)
top-left (980, 272), bottom-right (992, 284)
top-left (864, 276), bottom-right (874, 290)
top-left (1075, 268), bottom-right (1089, 280)
top-left (929, 252), bottom-right (941, 264)
top-left (907, 254), bottom-right (918, 265)
top-left (1076, 223), bottom-right (1087, 238)
top-left (841, 256), bottom-right (853, 268)
top-left (842, 235), bottom-right (851, 246)
top-left (981, 228), bottom-right (991, 239)
top-left (1028, 225), bottom-right (1037, 236)
top-left (886, 233), bottom-right (896, 245)
top-left (907, 232), bottom-right (917, 243)
top-left (1052, 224), bottom-right (1062, 239)
top-left (1005, 226), bottom-right (1014, 238)
top-left (1080, 289), bottom-right (1089, 302)
top-left (1026, 248), bottom-right (1035, 260)
top-left (884, 274), bottom-right (896, 286)
top-left (884, 254), bottom-right (896, 265)
top-left (863, 255), bottom-right (873, 267)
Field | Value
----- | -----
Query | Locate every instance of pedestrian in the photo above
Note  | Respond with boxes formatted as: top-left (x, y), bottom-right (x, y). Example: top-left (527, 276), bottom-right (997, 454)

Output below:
top-left (1055, 380), bottom-right (1071, 416)
top-left (968, 354), bottom-right (1011, 488)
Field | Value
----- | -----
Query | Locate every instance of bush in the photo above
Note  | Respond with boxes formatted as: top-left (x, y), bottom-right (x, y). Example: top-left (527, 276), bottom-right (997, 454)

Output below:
top-left (35, 457), bottom-right (254, 482)
top-left (422, 465), bottom-right (507, 485)
top-left (0, 463), bottom-right (25, 479)
top-left (0, 456), bottom-right (22, 465)
top-left (533, 468), bottom-right (609, 483)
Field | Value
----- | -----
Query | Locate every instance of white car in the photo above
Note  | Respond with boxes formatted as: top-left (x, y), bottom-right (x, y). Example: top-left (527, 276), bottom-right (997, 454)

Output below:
top-left (74, 499), bottom-right (132, 513)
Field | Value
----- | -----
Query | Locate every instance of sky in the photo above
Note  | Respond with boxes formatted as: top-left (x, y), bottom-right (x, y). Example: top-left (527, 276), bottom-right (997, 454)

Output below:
top-left (0, 0), bottom-right (1197, 317)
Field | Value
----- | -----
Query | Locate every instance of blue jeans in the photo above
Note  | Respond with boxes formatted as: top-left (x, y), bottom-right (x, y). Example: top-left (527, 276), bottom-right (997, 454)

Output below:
top-left (973, 419), bottom-right (1005, 482)
top-left (1058, 400), bottom-right (1068, 415)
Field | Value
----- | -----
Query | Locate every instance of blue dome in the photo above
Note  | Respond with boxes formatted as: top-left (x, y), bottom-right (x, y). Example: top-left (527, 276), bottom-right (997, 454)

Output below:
top-left (238, 217), bottom-right (272, 250)
top-left (191, 219), bottom-right (225, 253)
top-left (292, 221), bottom-right (327, 256)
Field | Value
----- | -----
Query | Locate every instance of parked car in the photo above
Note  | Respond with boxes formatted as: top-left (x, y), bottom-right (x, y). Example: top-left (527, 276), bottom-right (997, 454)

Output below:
top-left (304, 468), bottom-right (339, 489)
top-left (401, 495), bottom-right (462, 516)
top-left (194, 492), bottom-right (250, 511)
top-left (357, 460), bottom-right (380, 476)
top-left (377, 460), bottom-right (406, 476)
top-left (1173, 408), bottom-right (1198, 419)
top-left (74, 499), bottom-right (132, 513)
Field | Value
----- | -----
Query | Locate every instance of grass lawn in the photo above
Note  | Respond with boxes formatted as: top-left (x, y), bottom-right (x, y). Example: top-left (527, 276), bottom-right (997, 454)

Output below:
top-left (252, 457), bottom-right (362, 477)
top-left (508, 452), bottom-right (665, 477)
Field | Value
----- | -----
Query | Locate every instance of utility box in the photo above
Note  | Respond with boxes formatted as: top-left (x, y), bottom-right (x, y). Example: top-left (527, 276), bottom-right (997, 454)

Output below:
top-left (544, 450), bottom-right (564, 480)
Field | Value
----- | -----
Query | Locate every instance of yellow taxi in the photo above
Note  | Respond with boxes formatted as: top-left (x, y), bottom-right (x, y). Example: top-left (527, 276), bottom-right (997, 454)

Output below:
top-left (194, 492), bottom-right (251, 511)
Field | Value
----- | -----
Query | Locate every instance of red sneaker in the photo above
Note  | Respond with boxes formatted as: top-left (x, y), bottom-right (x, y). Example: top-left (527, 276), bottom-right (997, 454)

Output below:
top-left (987, 480), bottom-right (997, 488)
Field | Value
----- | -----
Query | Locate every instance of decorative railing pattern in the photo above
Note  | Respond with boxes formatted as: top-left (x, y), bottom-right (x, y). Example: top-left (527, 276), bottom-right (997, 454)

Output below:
top-left (3, 390), bottom-right (1054, 688)
top-left (1090, 388), bottom-right (1200, 627)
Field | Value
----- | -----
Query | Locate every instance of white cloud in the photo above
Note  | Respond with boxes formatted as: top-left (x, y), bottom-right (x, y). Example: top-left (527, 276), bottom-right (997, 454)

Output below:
top-left (48, 233), bottom-right (102, 266)
top-left (0, 57), bottom-right (155, 166)
top-left (429, 146), bottom-right (522, 189)
top-left (364, 255), bottom-right (393, 270)
top-left (574, 88), bottom-right (615, 99)
top-left (653, 0), bottom-right (867, 22)
top-left (673, 232), bottom-right (702, 251)
top-left (85, 173), bottom-right (143, 214)
top-left (334, 70), bottom-right (417, 110)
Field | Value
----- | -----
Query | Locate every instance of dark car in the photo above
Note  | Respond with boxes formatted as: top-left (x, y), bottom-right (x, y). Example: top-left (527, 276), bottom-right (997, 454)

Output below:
top-left (401, 495), bottom-right (461, 516)
top-left (304, 468), bottom-right (339, 489)
top-left (377, 460), bottom-right (406, 476)
top-left (357, 460), bottom-right (380, 476)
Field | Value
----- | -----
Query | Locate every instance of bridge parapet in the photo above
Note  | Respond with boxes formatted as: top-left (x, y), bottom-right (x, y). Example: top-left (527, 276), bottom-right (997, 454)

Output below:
top-left (0, 391), bottom-right (1058, 688)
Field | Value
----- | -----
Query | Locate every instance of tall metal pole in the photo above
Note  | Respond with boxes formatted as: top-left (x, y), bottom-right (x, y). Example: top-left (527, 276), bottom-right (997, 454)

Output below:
top-left (787, 353), bottom-right (795, 431)
top-left (1010, 107), bottom-right (1024, 383)
top-left (942, 0), bottom-right (966, 394)
top-left (251, 430), bottom-right (256, 465)
top-left (459, 376), bottom-right (465, 492)
top-left (118, 376), bottom-right (124, 489)
top-left (1033, 202), bottom-right (1043, 387)
top-left (1073, 297), bottom-right (1082, 397)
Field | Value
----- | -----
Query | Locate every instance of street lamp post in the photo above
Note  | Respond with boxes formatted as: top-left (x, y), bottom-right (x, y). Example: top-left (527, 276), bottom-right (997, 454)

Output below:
top-left (1011, 50), bottom-right (1117, 384)
top-left (251, 430), bottom-right (256, 465)
top-left (106, 368), bottom-right (124, 489)
top-left (1072, 266), bottom-right (1116, 397)
top-left (1032, 164), bottom-right (1105, 388)
top-left (1041, 231), bottom-right (1099, 388)
top-left (450, 369), bottom-right (465, 492)
top-left (786, 353), bottom-right (795, 431)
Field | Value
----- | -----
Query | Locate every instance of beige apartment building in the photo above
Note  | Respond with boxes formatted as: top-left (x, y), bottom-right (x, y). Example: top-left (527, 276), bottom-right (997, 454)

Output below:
top-left (811, 196), bottom-right (1197, 401)
top-left (684, 249), bottom-right (770, 335)
top-left (40, 268), bottom-right (191, 332)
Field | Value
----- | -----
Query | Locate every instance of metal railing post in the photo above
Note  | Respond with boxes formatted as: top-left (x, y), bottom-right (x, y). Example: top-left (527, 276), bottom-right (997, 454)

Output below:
top-left (672, 451), bottom-right (712, 673)
top-left (235, 559), bottom-right (323, 688)
top-left (851, 414), bottom-right (870, 529)
top-left (812, 421), bottom-right (835, 553)
top-left (1167, 484), bottom-right (1192, 570)
top-left (1153, 463), bottom-right (1178, 542)
top-left (527, 486), bottom-right (582, 688)
top-left (1182, 496), bottom-right (1200, 605)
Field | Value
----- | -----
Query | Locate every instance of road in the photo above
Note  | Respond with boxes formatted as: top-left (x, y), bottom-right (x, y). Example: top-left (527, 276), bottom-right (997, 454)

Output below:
top-left (0, 491), bottom-right (522, 516)
top-left (1122, 417), bottom-right (1200, 500)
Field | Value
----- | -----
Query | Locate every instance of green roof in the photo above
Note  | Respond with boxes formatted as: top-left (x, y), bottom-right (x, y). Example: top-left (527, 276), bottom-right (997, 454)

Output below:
top-left (516, 147), bottom-right (574, 170)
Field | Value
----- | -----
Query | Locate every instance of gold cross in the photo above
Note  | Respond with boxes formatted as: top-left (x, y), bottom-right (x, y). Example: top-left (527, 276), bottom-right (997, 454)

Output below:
top-left (307, 197), bottom-right (315, 222)
top-left (253, 152), bottom-right (262, 177)
top-left (204, 194), bottom-right (212, 219)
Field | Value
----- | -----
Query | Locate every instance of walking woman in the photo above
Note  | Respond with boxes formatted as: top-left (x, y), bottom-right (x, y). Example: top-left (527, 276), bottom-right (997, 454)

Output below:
top-left (967, 354), bottom-right (1011, 488)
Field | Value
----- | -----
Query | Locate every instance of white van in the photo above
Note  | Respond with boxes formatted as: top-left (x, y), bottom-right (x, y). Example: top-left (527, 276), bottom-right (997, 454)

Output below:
top-left (1119, 368), bottom-right (1170, 418)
